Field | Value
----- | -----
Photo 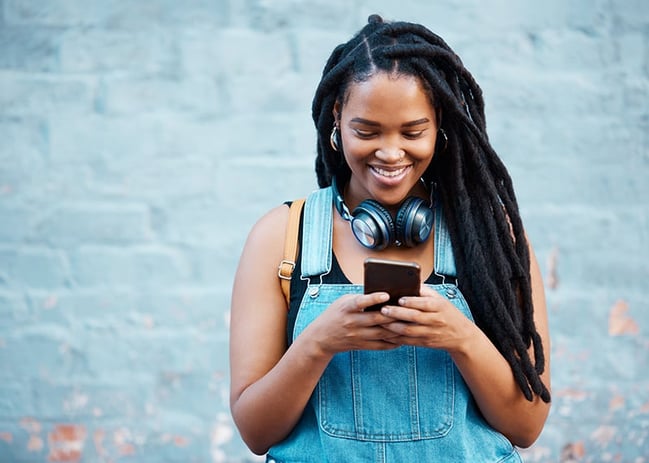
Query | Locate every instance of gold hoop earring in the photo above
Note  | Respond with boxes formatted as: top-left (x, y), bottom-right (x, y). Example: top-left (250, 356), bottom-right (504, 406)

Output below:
top-left (330, 125), bottom-right (340, 152)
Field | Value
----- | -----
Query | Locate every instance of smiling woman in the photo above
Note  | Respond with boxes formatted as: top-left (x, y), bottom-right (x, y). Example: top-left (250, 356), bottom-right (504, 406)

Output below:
top-left (229, 14), bottom-right (551, 462)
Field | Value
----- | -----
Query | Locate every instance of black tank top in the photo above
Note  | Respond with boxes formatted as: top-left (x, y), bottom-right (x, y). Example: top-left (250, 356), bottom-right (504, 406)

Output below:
top-left (284, 202), bottom-right (444, 345)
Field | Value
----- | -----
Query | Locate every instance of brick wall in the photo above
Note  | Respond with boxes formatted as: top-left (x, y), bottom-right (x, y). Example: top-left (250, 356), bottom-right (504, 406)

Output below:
top-left (0, 1), bottom-right (647, 461)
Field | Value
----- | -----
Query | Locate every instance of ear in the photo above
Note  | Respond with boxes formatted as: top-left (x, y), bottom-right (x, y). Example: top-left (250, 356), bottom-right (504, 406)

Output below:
top-left (332, 101), bottom-right (342, 124)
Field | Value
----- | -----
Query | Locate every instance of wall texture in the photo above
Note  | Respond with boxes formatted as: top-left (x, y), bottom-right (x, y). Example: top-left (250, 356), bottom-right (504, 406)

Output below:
top-left (0, 0), bottom-right (647, 462)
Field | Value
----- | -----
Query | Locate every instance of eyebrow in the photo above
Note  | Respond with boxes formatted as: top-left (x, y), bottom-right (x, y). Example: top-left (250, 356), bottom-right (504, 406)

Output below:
top-left (350, 117), bottom-right (431, 127)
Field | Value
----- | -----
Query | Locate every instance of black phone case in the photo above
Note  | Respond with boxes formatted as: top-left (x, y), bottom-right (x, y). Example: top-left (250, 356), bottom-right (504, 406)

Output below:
top-left (363, 258), bottom-right (421, 311)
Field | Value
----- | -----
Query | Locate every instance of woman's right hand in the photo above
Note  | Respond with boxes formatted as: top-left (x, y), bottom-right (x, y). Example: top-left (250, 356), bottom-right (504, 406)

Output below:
top-left (301, 292), bottom-right (403, 356)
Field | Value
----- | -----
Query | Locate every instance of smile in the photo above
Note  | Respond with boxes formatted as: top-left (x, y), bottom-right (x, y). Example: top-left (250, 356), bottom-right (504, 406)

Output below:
top-left (370, 165), bottom-right (411, 178)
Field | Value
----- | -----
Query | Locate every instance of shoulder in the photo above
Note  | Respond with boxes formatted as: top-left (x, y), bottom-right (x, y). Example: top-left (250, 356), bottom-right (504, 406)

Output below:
top-left (233, 204), bottom-right (292, 309)
top-left (255, 203), bottom-right (290, 230)
top-left (244, 203), bottom-right (291, 257)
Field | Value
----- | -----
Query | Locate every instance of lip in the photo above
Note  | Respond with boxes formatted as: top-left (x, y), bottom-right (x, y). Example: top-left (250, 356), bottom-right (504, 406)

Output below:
top-left (369, 164), bottom-right (412, 185)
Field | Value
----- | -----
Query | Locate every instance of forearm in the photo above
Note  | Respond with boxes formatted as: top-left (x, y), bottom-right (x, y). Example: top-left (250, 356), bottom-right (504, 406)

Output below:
top-left (231, 334), bottom-right (333, 455)
top-left (450, 327), bottom-right (550, 448)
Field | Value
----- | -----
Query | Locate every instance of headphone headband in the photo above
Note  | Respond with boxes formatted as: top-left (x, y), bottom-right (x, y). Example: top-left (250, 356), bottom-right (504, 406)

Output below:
top-left (331, 176), bottom-right (351, 221)
top-left (331, 176), bottom-right (434, 250)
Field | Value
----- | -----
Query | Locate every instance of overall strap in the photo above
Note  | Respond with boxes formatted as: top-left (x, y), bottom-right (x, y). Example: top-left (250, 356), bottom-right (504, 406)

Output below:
top-left (301, 186), bottom-right (333, 279)
top-left (299, 185), bottom-right (454, 279)
top-left (434, 201), bottom-right (458, 278)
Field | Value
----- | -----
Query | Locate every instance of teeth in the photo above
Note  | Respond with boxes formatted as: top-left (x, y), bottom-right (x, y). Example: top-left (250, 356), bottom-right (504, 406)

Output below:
top-left (372, 166), bottom-right (407, 177)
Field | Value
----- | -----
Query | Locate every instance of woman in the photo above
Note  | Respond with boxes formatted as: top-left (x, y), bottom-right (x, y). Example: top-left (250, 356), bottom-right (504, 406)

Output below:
top-left (230, 15), bottom-right (551, 462)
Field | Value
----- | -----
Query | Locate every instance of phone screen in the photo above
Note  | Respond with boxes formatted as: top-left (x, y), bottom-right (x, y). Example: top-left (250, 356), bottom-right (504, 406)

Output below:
top-left (363, 258), bottom-right (421, 311)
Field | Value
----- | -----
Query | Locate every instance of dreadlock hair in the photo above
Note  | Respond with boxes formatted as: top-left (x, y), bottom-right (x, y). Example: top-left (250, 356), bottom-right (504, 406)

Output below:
top-left (311, 14), bottom-right (551, 403)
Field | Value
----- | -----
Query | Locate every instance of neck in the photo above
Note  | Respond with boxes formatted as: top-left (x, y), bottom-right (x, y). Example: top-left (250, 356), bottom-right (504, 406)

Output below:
top-left (332, 176), bottom-right (433, 221)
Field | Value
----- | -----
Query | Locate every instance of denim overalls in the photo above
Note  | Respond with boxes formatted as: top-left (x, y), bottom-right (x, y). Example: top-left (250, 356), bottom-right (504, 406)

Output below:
top-left (267, 187), bottom-right (522, 463)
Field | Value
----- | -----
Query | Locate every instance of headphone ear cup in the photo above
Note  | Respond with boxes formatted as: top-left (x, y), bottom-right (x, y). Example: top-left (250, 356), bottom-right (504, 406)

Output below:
top-left (395, 197), bottom-right (434, 247)
top-left (350, 199), bottom-right (395, 250)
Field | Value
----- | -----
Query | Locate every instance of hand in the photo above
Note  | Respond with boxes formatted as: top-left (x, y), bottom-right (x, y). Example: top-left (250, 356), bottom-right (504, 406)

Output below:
top-left (302, 292), bottom-right (402, 356)
top-left (379, 285), bottom-right (478, 353)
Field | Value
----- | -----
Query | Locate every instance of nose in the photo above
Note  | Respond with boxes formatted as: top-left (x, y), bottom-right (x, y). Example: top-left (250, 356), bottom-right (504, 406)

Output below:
top-left (374, 146), bottom-right (405, 162)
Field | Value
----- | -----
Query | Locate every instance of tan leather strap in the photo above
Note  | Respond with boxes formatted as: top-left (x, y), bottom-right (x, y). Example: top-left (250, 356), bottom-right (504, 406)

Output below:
top-left (278, 198), bottom-right (305, 308)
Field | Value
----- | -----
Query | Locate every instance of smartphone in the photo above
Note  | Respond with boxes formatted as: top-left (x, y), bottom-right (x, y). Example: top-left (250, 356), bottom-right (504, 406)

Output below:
top-left (363, 258), bottom-right (421, 311)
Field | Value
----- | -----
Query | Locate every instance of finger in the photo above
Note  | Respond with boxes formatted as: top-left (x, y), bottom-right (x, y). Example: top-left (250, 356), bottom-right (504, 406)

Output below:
top-left (383, 334), bottom-right (422, 347)
top-left (381, 321), bottom-right (428, 340)
top-left (356, 326), bottom-right (402, 341)
top-left (364, 312), bottom-right (401, 327)
top-left (379, 305), bottom-right (422, 323)
top-left (348, 292), bottom-right (390, 312)
top-left (398, 288), bottom-right (446, 312)
top-left (362, 340), bottom-right (402, 351)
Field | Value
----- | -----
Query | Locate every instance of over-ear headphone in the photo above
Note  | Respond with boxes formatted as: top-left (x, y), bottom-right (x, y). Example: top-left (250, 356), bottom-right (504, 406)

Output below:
top-left (331, 176), bottom-right (434, 250)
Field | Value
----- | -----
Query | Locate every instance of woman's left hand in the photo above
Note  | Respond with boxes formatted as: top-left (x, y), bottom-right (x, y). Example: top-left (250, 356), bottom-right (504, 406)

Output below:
top-left (379, 285), bottom-right (478, 353)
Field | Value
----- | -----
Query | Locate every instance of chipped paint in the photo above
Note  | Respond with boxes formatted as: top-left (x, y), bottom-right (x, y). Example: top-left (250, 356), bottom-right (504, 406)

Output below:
top-left (212, 415), bottom-right (234, 446)
top-left (560, 441), bottom-right (585, 461)
top-left (20, 418), bottom-right (44, 453)
top-left (27, 435), bottom-right (43, 452)
top-left (609, 394), bottom-right (625, 411)
top-left (591, 425), bottom-right (617, 447)
top-left (162, 433), bottom-right (190, 447)
top-left (113, 428), bottom-right (137, 456)
top-left (211, 415), bottom-right (235, 463)
top-left (640, 402), bottom-right (649, 414)
top-left (63, 392), bottom-right (89, 413)
top-left (118, 443), bottom-right (136, 456)
top-left (608, 300), bottom-right (640, 336)
top-left (20, 417), bottom-right (42, 434)
top-left (47, 424), bottom-right (86, 462)
top-left (93, 429), bottom-right (106, 459)
top-left (112, 427), bottom-right (130, 446)
top-left (174, 435), bottom-right (189, 447)
top-left (555, 388), bottom-right (589, 401)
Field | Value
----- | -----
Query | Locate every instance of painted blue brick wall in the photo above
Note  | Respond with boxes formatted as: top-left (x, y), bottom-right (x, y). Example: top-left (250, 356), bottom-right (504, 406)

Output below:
top-left (0, 1), bottom-right (647, 461)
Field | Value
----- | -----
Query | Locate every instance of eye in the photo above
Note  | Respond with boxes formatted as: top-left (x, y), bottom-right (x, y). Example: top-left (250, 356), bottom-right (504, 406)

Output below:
top-left (403, 130), bottom-right (425, 139)
top-left (354, 129), bottom-right (377, 139)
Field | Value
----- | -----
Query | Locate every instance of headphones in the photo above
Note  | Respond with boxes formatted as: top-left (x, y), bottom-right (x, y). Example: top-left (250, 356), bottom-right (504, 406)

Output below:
top-left (331, 176), bottom-right (434, 250)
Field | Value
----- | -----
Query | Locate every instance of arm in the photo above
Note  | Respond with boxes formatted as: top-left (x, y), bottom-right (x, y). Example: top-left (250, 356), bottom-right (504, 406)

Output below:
top-left (380, 242), bottom-right (551, 448)
top-left (229, 205), bottom-right (399, 455)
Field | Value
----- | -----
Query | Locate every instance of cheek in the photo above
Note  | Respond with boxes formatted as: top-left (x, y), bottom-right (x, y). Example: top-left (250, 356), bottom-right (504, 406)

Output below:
top-left (341, 138), bottom-right (372, 159)
top-left (410, 138), bottom-right (437, 160)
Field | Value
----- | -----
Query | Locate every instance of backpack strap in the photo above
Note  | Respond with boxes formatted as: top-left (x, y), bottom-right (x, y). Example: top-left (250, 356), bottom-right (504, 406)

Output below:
top-left (278, 198), bottom-right (305, 307)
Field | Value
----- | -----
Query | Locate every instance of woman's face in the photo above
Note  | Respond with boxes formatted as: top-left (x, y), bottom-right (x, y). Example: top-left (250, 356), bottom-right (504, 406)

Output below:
top-left (334, 72), bottom-right (438, 210)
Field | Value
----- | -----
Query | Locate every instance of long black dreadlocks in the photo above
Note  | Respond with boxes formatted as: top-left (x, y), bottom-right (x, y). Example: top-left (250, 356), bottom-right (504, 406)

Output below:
top-left (311, 14), bottom-right (550, 403)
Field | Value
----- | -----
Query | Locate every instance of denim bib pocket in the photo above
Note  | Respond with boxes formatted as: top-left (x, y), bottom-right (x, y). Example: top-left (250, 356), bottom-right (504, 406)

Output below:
top-left (318, 344), bottom-right (455, 441)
